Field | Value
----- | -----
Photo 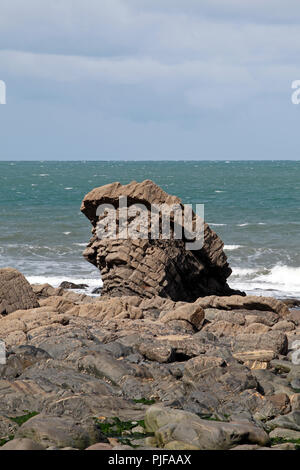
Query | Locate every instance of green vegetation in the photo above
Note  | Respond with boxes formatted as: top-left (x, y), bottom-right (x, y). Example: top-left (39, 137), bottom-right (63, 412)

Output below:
top-left (94, 416), bottom-right (146, 435)
top-left (9, 411), bottom-right (39, 426)
top-left (94, 416), bottom-right (153, 448)
top-left (133, 398), bottom-right (156, 405)
top-left (0, 411), bottom-right (39, 446)
top-left (270, 437), bottom-right (300, 450)
top-left (0, 435), bottom-right (14, 447)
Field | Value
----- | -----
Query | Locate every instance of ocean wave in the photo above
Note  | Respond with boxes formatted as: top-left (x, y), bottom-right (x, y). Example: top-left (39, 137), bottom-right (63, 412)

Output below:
top-left (26, 275), bottom-right (103, 295)
top-left (237, 222), bottom-right (267, 227)
top-left (209, 223), bottom-right (227, 227)
top-left (224, 245), bottom-right (243, 251)
top-left (231, 267), bottom-right (260, 276)
top-left (230, 264), bottom-right (300, 298)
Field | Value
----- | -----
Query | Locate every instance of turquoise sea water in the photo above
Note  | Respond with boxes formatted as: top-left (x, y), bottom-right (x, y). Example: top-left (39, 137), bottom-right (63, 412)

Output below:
top-left (0, 161), bottom-right (299, 298)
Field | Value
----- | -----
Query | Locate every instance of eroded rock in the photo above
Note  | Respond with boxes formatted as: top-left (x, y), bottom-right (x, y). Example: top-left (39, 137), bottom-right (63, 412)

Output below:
top-left (0, 268), bottom-right (39, 315)
top-left (145, 405), bottom-right (269, 450)
top-left (81, 180), bottom-right (241, 301)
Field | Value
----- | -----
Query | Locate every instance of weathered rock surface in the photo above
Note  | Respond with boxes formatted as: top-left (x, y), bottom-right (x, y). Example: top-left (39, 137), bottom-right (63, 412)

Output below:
top-left (0, 268), bottom-right (39, 315)
top-left (16, 414), bottom-right (103, 449)
top-left (0, 269), bottom-right (298, 451)
top-left (81, 180), bottom-right (242, 301)
top-left (196, 296), bottom-right (289, 317)
top-left (0, 438), bottom-right (45, 450)
top-left (231, 331), bottom-right (288, 362)
top-left (265, 411), bottom-right (300, 432)
top-left (269, 427), bottom-right (300, 441)
top-left (145, 405), bottom-right (270, 450)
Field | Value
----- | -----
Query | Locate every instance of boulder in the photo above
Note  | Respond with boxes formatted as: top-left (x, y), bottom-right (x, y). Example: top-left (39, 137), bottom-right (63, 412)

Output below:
top-left (183, 356), bottom-right (226, 382)
top-left (287, 310), bottom-right (300, 326)
top-left (273, 321), bottom-right (295, 332)
top-left (265, 410), bottom-right (300, 432)
top-left (77, 351), bottom-right (135, 385)
top-left (145, 405), bottom-right (269, 450)
top-left (137, 341), bottom-right (175, 363)
top-left (0, 438), bottom-right (46, 450)
top-left (159, 303), bottom-right (205, 330)
top-left (0, 268), bottom-right (39, 315)
top-left (15, 414), bottom-right (102, 450)
top-left (232, 331), bottom-right (288, 362)
top-left (81, 180), bottom-right (242, 301)
top-left (269, 427), bottom-right (300, 441)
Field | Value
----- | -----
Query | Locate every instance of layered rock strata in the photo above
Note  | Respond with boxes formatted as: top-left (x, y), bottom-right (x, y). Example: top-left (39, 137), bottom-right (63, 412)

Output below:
top-left (81, 180), bottom-right (242, 301)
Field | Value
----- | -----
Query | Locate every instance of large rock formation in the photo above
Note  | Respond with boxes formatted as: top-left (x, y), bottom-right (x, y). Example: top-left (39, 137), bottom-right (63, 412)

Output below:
top-left (0, 268), bottom-right (39, 315)
top-left (81, 180), bottom-right (242, 301)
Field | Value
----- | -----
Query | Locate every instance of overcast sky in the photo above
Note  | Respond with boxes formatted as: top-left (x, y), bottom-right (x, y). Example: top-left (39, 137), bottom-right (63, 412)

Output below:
top-left (0, 0), bottom-right (299, 160)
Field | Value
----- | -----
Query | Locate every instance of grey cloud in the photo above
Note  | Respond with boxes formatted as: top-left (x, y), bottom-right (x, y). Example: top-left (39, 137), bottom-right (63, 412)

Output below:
top-left (0, 0), bottom-right (299, 159)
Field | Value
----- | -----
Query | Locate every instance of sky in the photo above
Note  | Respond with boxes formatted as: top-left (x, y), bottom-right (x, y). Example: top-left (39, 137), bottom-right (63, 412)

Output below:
top-left (0, 0), bottom-right (300, 160)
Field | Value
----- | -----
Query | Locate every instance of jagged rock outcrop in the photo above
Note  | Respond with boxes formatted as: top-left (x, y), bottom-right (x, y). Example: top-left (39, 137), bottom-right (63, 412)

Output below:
top-left (0, 268), bottom-right (39, 315)
top-left (81, 180), bottom-right (242, 301)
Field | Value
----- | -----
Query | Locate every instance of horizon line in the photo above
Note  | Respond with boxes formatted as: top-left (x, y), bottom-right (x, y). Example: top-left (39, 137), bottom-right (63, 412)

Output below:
top-left (1, 159), bottom-right (300, 163)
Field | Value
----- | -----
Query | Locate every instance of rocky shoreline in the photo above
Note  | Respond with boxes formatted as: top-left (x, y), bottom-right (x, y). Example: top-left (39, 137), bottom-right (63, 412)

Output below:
top-left (0, 181), bottom-right (300, 451)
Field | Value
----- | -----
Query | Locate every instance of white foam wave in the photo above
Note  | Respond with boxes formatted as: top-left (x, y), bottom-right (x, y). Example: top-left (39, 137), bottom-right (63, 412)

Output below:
top-left (26, 275), bottom-right (103, 295)
top-left (231, 267), bottom-right (259, 276)
top-left (230, 265), bottom-right (300, 298)
top-left (224, 245), bottom-right (243, 251)
top-left (237, 223), bottom-right (267, 227)
top-left (209, 223), bottom-right (227, 227)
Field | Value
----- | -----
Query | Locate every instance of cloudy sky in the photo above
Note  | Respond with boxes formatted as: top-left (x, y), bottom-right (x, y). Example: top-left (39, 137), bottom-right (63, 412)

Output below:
top-left (0, 0), bottom-right (299, 160)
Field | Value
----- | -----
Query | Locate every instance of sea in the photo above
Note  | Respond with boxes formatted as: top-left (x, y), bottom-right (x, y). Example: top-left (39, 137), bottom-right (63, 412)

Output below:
top-left (0, 161), bottom-right (299, 299)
